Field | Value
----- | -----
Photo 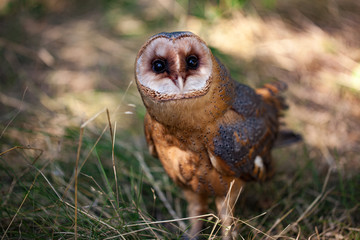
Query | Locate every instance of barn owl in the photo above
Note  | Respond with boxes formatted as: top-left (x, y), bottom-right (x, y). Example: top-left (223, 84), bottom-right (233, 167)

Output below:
top-left (135, 31), bottom-right (299, 239)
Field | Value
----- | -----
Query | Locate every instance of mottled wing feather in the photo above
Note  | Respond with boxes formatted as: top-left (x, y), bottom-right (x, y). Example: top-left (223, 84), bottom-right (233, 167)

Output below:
top-left (209, 82), bottom-right (281, 181)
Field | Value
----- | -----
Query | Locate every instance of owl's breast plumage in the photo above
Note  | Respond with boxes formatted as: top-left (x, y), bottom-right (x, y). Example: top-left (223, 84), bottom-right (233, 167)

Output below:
top-left (144, 113), bottom-right (244, 196)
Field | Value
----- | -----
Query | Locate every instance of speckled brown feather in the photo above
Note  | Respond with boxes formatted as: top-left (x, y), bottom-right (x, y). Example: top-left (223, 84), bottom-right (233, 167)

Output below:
top-left (144, 80), bottom-right (285, 189)
top-left (207, 81), bottom-right (288, 181)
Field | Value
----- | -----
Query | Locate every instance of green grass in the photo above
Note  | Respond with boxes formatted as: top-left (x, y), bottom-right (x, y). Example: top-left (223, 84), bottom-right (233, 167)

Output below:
top-left (1, 121), bottom-right (359, 239)
top-left (0, 126), bottom-right (177, 239)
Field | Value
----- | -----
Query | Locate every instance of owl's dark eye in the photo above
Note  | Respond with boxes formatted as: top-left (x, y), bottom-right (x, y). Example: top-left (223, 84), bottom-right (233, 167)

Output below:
top-left (152, 59), bottom-right (167, 74)
top-left (186, 55), bottom-right (198, 70)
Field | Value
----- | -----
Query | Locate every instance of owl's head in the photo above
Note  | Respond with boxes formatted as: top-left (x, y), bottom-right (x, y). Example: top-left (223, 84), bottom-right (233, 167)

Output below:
top-left (135, 31), bottom-right (213, 101)
top-left (135, 31), bottom-right (233, 130)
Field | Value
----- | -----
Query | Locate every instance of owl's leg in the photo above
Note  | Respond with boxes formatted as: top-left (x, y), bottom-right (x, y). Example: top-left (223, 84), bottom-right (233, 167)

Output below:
top-left (215, 181), bottom-right (243, 239)
top-left (183, 189), bottom-right (208, 239)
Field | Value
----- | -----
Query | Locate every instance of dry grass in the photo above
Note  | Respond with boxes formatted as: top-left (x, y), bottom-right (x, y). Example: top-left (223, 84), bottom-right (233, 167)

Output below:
top-left (1, 0), bottom-right (359, 239)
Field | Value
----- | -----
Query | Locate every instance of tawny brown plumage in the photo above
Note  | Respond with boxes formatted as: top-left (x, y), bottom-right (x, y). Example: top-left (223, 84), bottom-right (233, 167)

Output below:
top-left (135, 31), bottom-right (299, 239)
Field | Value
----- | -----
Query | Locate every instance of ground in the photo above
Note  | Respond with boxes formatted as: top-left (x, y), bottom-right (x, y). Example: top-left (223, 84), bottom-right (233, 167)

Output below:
top-left (0, 0), bottom-right (359, 239)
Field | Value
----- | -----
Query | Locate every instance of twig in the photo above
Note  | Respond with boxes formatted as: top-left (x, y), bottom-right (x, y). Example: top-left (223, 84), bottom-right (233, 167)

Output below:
top-left (106, 109), bottom-right (114, 141)
top-left (209, 217), bottom-right (221, 240)
top-left (295, 224), bottom-right (301, 240)
top-left (345, 227), bottom-right (360, 232)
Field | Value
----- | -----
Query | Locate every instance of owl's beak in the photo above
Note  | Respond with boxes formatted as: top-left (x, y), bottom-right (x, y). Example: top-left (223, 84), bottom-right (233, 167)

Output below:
top-left (176, 76), bottom-right (185, 92)
top-left (170, 74), bottom-right (185, 92)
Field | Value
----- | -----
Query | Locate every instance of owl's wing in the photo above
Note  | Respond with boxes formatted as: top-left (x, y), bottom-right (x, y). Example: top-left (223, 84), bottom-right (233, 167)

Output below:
top-left (144, 113), bottom-right (158, 158)
top-left (207, 82), bottom-right (283, 181)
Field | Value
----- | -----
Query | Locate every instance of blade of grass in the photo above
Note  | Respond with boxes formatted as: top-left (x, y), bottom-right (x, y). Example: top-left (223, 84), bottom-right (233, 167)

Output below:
top-left (295, 166), bottom-right (333, 224)
top-left (0, 87), bottom-right (28, 139)
top-left (134, 152), bottom-right (186, 230)
top-left (61, 125), bottom-right (108, 199)
top-left (1, 161), bottom-right (49, 240)
top-left (137, 208), bottom-right (161, 239)
top-left (235, 215), bottom-right (276, 240)
top-left (94, 149), bottom-right (121, 219)
top-left (103, 226), bottom-right (168, 240)
top-left (0, 146), bottom-right (43, 159)
top-left (107, 109), bottom-right (119, 209)
top-left (31, 162), bottom-right (123, 237)
top-left (0, 146), bottom-right (44, 207)
top-left (52, 124), bottom-right (108, 237)
top-left (210, 180), bottom-right (242, 238)
top-left (264, 209), bottom-right (294, 238)
top-left (74, 127), bottom-right (84, 240)
top-left (126, 213), bottom-right (217, 227)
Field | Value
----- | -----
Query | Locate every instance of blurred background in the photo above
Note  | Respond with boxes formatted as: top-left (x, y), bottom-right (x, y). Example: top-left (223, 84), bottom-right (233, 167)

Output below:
top-left (0, 0), bottom-right (359, 239)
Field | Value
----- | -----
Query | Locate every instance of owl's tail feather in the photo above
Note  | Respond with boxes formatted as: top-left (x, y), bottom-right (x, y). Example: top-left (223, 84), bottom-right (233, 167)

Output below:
top-left (257, 81), bottom-right (303, 147)
top-left (264, 81), bottom-right (288, 111)
top-left (274, 130), bottom-right (302, 148)
top-left (256, 81), bottom-right (288, 113)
